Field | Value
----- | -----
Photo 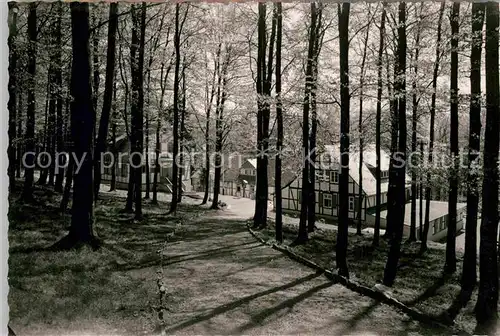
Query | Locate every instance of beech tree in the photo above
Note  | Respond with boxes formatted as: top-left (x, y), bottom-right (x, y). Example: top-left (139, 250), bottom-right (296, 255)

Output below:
top-left (8, 2), bottom-right (18, 192)
top-left (461, 2), bottom-right (485, 296)
top-left (383, 2), bottom-right (407, 287)
top-left (294, 3), bottom-right (318, 243)
top-left (336, 2), bottom-right (350, 278)
top-left (54, 2), bottom-right (97, 249)
top-left (94, 2), bottom-right (118, 200)
top-left (20, 3), bottom-right (37, 203)
top-left (444, 2), bottom-right (460, 275)
top-left (274, 2), bottom-right (283, 243)
top-left (474, 2), bottom-right (499, 331)
top-left (421, 2), bottom-right (445, 253)
top-left (373, 3), bottom-right (387, 247)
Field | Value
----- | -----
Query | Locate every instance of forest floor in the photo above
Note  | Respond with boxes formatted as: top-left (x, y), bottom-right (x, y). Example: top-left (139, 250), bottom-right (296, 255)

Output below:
top-left (9, 183), bottom-right (456, 335)
top-left (252, 220), bottom-right (492, 335)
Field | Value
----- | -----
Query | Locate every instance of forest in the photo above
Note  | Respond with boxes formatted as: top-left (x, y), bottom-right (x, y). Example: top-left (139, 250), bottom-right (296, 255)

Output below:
top-left (6, 2), bottom-right (500, 335)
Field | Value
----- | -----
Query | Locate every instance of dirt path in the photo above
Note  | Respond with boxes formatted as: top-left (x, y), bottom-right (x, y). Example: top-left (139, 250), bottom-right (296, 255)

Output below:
top-left (158, 206), bottom-right (444, 335)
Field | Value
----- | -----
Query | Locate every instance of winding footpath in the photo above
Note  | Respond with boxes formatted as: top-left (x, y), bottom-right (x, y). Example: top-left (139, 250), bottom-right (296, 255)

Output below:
top-left (158, 195), bottom-right (445, 335)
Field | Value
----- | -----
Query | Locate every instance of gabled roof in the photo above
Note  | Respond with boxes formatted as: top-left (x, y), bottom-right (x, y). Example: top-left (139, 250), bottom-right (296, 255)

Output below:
top-left (323, 144), bottom-right (410, 196)
top-left (247, 158), bottom-right (257, 169)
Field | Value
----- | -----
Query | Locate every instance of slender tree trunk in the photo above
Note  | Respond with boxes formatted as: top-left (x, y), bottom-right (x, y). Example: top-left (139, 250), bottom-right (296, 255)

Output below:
top-left (383, 2), bottom-right (407, 287)
top-left (211, 57), bottom-right (229, 210)
top-left (8, 2), bottom-right (18, 192)
top-left (94, 2), bottom-right (118, 200)
top-left (409, 3), bottom-right (423, 242)
top-left (152, 57), bottom-right (173, 205)
top-left (37, 68), bottom-right (51, 187)
top-left (60, 155), bottom-right (74, 213)
top-left (177, 65), bottom-right (187, 204)
top-left (21, 3), bottom-right (37, 203)
top-left (384, 62), bottom-right (398, 240)
top-left (47, 60), bottom-right (56, 186)
top-left (201, 45), bottom-right (220, 205)
top-left (92, 14), bottom-right (100, 132)
top-left (54, 2), bottom-right (97, 249)
top-left (474, 2), bottom-right (499, 331)
top-left (373, 3), bottom-right (386, 247)
top-left (336, 2), bottom-right (350, 278)
top-left (170, 4), bottom-right (181, 214)
top-left (130, 3), bottom-right (146, 220)
top-left (253, 3), bottom-right (268, 227)
top-left (308, 5), bottom-right (323, 234)
top-left (295, 3), bottom-right (317, 244)
top-left (421, 3), bottom-right (445, 253)
top-left (357, 12), bottom-right (370, 236)
top-left (144, 67), bottom-right (151, 200)
top-left (461, 2), bottom-right (485, 295)
top-left (419, 141), bottom-right (424, 240)
top-left (54, 2), bottom-right (65, 192)
top-left (274, 2), bottom-right (283, 243)
top-left (254, 3), bottom-right (275, 229)
top-left (444, 2), bottom-right (460, 274)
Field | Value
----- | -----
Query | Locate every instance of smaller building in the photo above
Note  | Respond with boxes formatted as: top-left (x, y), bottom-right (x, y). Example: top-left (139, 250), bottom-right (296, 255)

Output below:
top-left (101, 133), bottom-right (192, 193)
top-left (367, 199), bottom-right (467, 242)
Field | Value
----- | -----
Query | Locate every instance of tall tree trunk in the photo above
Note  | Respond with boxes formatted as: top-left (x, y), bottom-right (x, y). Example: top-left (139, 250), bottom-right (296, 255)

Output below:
top-left (144, 66), bottom-right (151, 200)
top-left (170, 4), bottom-right (181, 214)
top-left (421, 2), bottom-right (445, 253)
top-left (444, 2), bottom-right (460, 275)
top-left (419, 141), bottom-right (424, 239)
top-left (8, 2), bottom-right (18, 192)
top-left (384, 61), bottom-right (398, 240)
top-left (94, 2), bottom-right (118, 200)
top-left (254, 3), bottom-right (275, 229)
top-left (357, 10), bottom-right (370, 236)
top-left (274, 2), bottom-right (283, 243)
top-left (294, 3), bottom-right (317, 244)
top-left (152, 56), bottom-right (173, 205)
top-left (373, 2), bottom-right (386, 247)
top-left (461, 2), bottom-right (485, 295)
top-left (336, 2), bottom-right (350, 278)
top-left (177, 64), bottom-right (187, 204)
top-left (254, 3), bottom-right (267, 227)
top-left (47, 59), bottom-right (56, 186)
top-left (210, 49), bottom-right (229, 209)
top-left (201, 46), bottom-right (219, 205)
top-left (54, 2), bottom-right (65, 192)
top-left (21, 3), bottom-right (37, 203)
top-left (37, 76), bottom-right (50, 186)
top-left (308, 5), bottom-right (323, 234)
top-left (383, 2), bottom-right (407, 287)
top-left (409, 3), bottom-right (423, 243)
top-left (474, 2), bottom-right (499, 331)
top-left (130, 3), bottom-right (146, 220)
top-left (55, 2), bottom-right (97, 249)
top-left (92, 13), bottom-right (100, 131)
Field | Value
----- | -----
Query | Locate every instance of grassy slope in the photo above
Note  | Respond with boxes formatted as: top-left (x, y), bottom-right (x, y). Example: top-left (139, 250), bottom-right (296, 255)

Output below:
top-left (254, 219), bottom-right (483, 334)
top-left (8, 184), bottom-right (206, 335)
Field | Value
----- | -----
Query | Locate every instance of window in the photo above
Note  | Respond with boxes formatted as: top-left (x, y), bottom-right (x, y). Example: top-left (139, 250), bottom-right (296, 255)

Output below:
top-left (433, 221), bottom-right (437, 235)
top-left (348, 196), bottom-right (355, 211)
top-left (323, 193), bottom-right (332, 208)
top-left (330, 171), bottom-right (339, 183)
